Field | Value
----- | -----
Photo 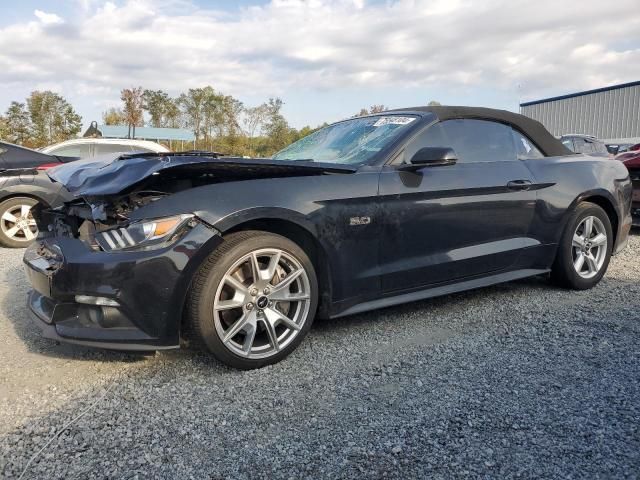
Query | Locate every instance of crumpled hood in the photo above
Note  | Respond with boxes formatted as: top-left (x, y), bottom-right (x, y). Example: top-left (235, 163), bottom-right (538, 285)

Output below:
top-left (47, 153), bottom-right (357, 197)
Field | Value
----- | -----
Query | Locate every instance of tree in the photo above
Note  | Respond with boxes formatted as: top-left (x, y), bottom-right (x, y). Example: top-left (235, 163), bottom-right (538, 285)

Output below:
top-left (179, 88), bottom-right (208, 143)
top-left (142, 89), bottom-right (174, 128)
top-left (0, 115), bottom-right (8, 140)
top-left (27, 91), bottom-right (82, 147)
top-left (369, 104), bottom-right (387, 114)
top-left (264, 98), bottom-right (292, 153)
top-left (200, 86), bottom-right (224, 148)
top-left (215, 95), bottom-right (243, 138)
top-left (120, 87), bottom-right (144, 137)
top-left (2, 102), bottom-right (31, 144)
top-left (102, 107), bottom-right (127, 125)
top-left (427, 100), bottom-right (442, 106)
top-left (164, 99), bottom-right (182, 128)
top-left (353, 105), bottom-right (389, 117)
top-left (242, 103), bottom-right (270, 156)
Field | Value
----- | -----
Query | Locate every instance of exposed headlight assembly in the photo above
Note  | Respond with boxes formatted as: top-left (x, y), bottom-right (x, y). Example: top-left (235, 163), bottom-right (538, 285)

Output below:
top-left (96, 214), bottom-right (194, 252)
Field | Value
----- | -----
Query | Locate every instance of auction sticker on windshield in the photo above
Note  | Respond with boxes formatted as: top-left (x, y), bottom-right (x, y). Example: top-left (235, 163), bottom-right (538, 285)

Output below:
top-left (373, 116), bottom-right (416, 127)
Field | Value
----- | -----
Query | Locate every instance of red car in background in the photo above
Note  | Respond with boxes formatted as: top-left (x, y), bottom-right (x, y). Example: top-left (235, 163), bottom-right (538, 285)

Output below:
top-left (616, 143), bottom-right (640, 226)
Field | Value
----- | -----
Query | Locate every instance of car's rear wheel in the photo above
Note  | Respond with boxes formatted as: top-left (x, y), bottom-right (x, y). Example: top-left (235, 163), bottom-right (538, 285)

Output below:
top-left (186, 231), bottom-right (318, 369)
top-left (551, 202), bottom-right (613, 289)
top-left (0, 197), bottom-right (38, 248)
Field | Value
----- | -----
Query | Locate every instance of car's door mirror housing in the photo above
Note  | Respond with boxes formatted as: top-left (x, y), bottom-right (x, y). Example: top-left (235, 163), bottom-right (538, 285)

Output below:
top-left (399, 147), bottom-right (458, 171)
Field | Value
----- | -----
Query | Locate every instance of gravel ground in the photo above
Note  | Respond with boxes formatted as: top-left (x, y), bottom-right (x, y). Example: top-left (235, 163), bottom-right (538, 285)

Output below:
top-left (1, 234), bottom-right (639, 479)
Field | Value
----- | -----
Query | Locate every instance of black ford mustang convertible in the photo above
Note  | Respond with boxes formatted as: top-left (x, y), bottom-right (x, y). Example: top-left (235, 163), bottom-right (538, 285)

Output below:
top-left (24, 106), bottom-right (632, 369)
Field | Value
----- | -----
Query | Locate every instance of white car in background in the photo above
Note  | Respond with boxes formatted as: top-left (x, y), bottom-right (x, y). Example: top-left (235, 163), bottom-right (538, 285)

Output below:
top-left (41, 138), bottom-right (169, 159)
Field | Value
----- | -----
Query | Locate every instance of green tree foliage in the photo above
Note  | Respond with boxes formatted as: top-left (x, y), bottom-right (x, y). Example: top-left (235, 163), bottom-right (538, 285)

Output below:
top-left (26, 91), bottom-right (82, 147)
top-left (163, 99), bottom-right (182, 129)
top-left (263, 98), bottom-right (293, 153)
top-left (142, 89), bottom-right (176, 128)
top-left (178, 88), bottom-right (208, 143)
top-left (102, 107), bottom-right (127, 126)
top-left (0, 115), bottom-right (8, 140)
top-left (2, 102), bottom-right (31, 144)
top-left (427, 100), bottom-right (442, 106)
top-left (242, 103), bottom-right (270, 156)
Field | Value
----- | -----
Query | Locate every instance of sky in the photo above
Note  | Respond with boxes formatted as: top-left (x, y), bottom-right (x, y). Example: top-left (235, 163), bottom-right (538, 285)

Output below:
top-left (0, 0), bottom-right (638, 130)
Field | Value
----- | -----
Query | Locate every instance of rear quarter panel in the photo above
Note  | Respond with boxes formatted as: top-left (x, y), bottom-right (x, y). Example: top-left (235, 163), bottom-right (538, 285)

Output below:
top-left (524, 155), bottom-right (632, 248)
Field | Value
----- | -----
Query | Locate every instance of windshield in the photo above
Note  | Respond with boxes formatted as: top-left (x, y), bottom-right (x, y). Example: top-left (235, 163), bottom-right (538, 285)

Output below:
top-left (273, 115), bottom-right (418, 164)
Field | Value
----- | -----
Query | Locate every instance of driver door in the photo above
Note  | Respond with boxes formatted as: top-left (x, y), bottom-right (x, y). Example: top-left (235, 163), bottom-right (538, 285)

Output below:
top-left (378, 119), bottom-right (538, 294)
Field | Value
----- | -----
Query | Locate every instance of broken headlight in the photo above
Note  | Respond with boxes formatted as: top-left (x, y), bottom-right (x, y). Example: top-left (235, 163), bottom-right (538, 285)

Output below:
top-left (96, 214), bottom-right (194, 252)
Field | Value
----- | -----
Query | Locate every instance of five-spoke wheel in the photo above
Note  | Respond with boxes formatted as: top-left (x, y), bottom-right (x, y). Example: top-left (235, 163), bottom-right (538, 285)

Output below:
top-left (187, 231), bottom-right (318, 369)
top-left (571, 215), bottom-right (608, 279)
top-left (552, 202), bottom-right (613, 289)
top-left (0, 197), bottom-right (39, 248)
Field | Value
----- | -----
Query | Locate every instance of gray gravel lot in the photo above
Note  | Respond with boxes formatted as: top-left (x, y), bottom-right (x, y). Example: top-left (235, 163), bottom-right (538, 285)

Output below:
top-left (1, 235), bottom-right (640, 479)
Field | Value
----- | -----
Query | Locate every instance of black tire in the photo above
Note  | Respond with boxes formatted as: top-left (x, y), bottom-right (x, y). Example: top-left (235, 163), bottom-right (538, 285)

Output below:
top-left (551, 202), bottom-right (613, 289)
top-left (0, 197), bottom-right (39, 248)
top-left (186, 231), bottom-right (318, 369)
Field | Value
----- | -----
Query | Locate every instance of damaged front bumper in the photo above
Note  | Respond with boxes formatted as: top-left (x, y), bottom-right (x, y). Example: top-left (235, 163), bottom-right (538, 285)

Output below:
top-left (23, 222), bottom-right (222, 351)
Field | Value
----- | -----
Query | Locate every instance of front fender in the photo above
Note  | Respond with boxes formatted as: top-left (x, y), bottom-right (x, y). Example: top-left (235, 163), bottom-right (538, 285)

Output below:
top-left (206, 206), bottom-right (319, 236)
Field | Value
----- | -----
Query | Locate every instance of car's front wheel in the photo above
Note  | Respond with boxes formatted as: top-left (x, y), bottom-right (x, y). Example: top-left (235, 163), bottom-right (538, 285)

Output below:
top-left (0, 197), bottom-right (38, 248)
top-left (186, 231), bottom-right (318, 369)
top-left (551, 202), bottom-right (613, 289)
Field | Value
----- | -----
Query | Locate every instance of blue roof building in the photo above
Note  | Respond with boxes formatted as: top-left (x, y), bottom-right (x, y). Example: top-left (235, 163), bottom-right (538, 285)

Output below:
top-left (83, 122), bottom-right (195, 148)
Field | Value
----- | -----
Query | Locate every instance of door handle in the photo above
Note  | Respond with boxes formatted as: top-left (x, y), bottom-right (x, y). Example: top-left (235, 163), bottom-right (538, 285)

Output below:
top-left (507, 180), bottom-right (532, 191)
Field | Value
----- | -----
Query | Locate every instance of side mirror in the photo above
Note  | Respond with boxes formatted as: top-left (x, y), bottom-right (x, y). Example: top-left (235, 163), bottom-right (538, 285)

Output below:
top-left (399, 147), bottom-right (457, 171)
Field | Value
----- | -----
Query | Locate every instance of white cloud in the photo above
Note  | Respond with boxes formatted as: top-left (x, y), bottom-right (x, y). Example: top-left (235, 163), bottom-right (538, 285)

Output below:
top-left (33, 9), bottom-right (64, 25)
top-left (0, 0), bottom-right (638, 114)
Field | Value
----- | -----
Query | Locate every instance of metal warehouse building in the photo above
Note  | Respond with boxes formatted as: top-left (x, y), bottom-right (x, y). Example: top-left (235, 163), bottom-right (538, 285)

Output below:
top-left (520, 81), bottom-right (640, 144)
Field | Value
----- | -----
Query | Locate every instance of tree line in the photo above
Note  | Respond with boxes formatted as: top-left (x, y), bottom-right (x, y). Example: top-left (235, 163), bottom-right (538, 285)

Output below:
top-left (0, 86), bottom-right (442, 156)
top-left (0, 87), bottom-right (320, 156)
top-left (103, 86), bottom-right (321, 157)
top-left (0, 91), bottom-right (82, 149)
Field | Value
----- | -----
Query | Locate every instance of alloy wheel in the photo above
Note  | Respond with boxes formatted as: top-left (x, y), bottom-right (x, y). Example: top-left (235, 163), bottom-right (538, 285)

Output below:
top-left (213, 248), bottom-right (312, 359)
top-left (571, 215), bottom-right (608, 279)
top-left (0, 204), bottom-right (37, 243)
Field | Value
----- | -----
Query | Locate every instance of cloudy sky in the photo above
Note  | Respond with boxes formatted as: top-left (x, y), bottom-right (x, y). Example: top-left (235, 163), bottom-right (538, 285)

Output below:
top-left (0, 0), bottom-right (638, 129)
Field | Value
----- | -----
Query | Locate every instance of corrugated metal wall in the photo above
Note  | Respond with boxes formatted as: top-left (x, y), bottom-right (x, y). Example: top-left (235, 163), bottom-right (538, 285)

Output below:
top-left (520, 84), bottom-right (640, 139)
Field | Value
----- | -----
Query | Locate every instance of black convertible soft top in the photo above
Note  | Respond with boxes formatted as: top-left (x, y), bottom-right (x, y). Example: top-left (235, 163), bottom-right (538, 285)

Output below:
top-left (389, 105), bottom-right (572, 157)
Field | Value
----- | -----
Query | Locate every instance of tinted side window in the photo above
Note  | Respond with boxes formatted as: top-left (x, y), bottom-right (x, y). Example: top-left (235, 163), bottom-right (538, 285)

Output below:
top-left (440, 119), bottom-right (516, 163)
top-left (94, 144), bottom-right (135, 155)
top-left (591, 140), bottom-right (608, 155)
top-left (404, 119), bottom-right (517, 163)
top-left (583, 141), bottom-right (595, 154)
top-left (573, 138), bottom-right (588, 154)
top-left (49, 144), bottom-right (92, 158)
top-left (562, 139), bottom-right (575, 152)
top-left (403, 122), bottom-right (448, 162)
top-left (512, 129), bottom-right (544, 159)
